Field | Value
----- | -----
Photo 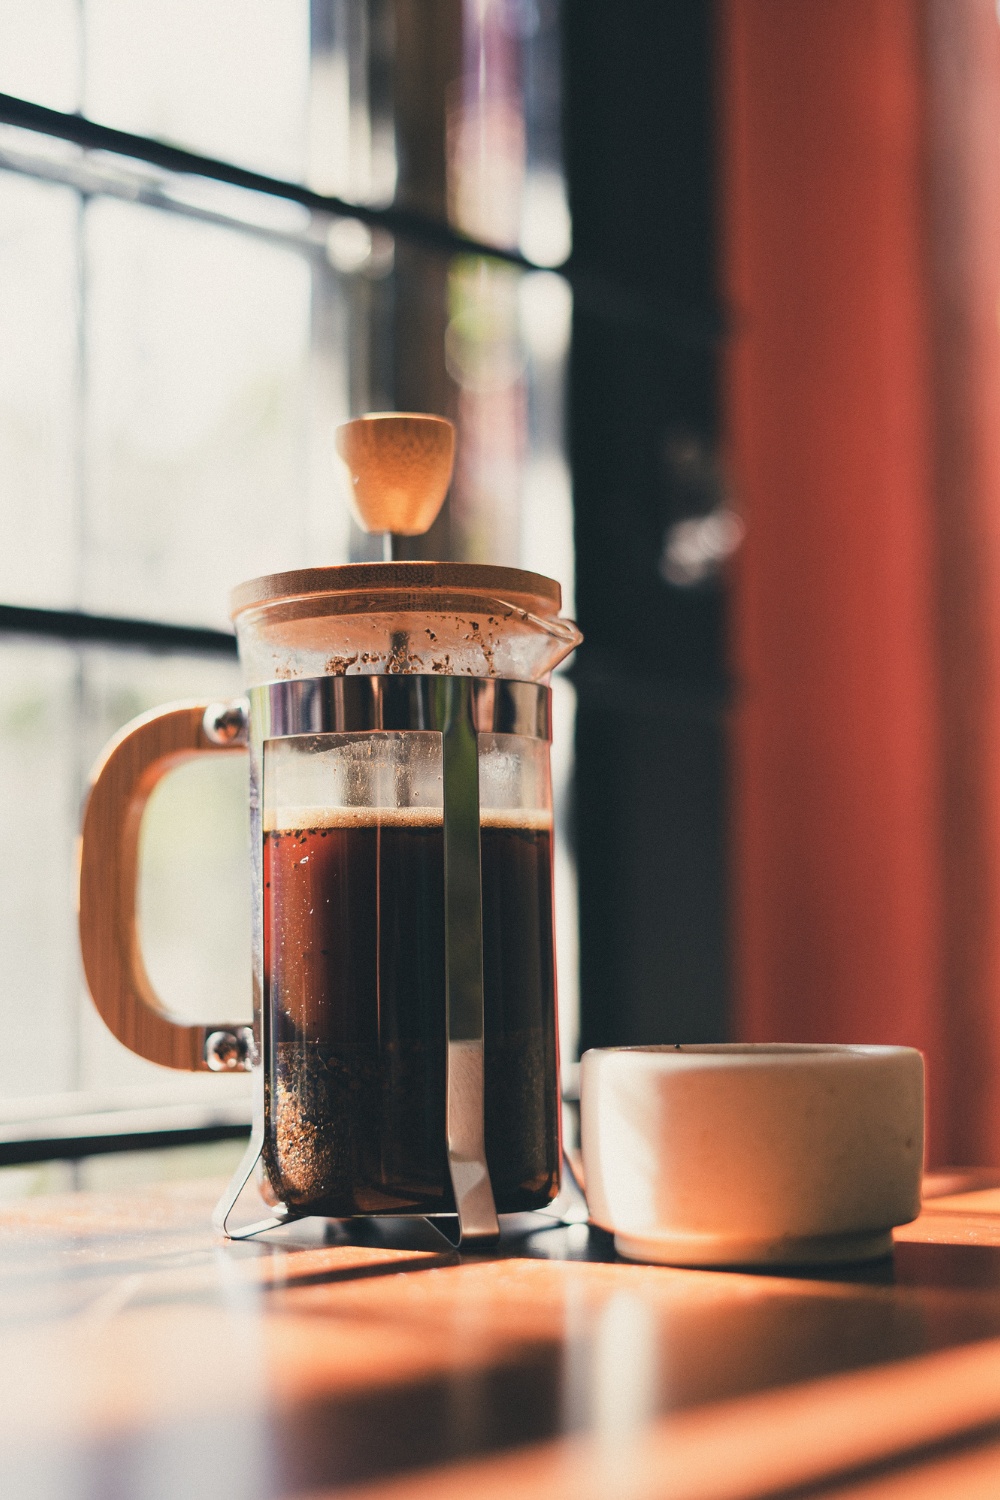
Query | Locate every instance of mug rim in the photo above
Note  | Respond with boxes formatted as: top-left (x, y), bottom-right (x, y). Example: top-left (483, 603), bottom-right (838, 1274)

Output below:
top-left (582, 1042), bottom-right (920, 1066)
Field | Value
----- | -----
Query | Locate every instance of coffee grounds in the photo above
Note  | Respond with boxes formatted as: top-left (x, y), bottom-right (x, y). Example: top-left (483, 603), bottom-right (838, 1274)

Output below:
top-left (267, 1028), bottom-right (556, 1215)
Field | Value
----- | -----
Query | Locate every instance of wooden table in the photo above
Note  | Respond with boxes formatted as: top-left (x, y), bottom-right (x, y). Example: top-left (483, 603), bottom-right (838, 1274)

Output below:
top-left (6, 1172), bottom-right (1000, 1498)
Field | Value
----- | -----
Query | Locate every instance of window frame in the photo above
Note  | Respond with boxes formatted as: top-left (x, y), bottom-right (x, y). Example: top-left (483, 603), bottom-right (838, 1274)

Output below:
top-left (0, 57), bottom-right (714, 1165)
top-left (0, 86), bottom-right (566, 1167)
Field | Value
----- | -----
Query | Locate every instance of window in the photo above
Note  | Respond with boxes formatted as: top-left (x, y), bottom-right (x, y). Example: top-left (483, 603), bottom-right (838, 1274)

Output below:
top-left (0, 0), bottom-right (577, 1184)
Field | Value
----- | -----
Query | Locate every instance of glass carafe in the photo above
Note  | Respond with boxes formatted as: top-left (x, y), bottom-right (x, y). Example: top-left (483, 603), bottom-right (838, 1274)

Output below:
top-left (78, 561), bottom-right (581, 1243)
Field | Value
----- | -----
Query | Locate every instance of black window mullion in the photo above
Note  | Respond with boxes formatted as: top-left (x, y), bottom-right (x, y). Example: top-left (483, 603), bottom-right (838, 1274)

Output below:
top-left (0, 605), bottom-right (238, 655)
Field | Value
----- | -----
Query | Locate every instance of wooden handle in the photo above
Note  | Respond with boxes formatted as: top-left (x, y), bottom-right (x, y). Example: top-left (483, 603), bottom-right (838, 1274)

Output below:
top-left (335, 412), bottom-right (456, 535)
top-left (78, 702), bottom-right (250, 1072)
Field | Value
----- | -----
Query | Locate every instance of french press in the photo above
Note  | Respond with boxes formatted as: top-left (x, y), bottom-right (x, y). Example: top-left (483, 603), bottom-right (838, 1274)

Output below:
top-left (78, 414), bottom-right (582, 1244)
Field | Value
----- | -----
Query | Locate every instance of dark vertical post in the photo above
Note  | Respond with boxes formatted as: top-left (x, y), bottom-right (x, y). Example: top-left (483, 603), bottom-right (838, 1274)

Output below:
top-left (564, 0), bottom-right (728, 1052)
top-left (389, 0), bottom-right (462, 562)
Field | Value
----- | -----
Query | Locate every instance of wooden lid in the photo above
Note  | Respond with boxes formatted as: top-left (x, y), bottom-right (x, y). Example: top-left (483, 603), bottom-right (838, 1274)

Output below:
top-left (230, 561), bottom-right (563, 621)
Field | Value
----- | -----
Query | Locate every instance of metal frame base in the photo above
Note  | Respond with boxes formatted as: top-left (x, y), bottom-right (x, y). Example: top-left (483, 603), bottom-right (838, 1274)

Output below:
top-left (214, 1136), bottom-right (586, 1246)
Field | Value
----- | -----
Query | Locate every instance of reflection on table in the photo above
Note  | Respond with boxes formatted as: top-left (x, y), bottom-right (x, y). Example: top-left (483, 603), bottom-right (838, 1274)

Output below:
top-left (5, 1171), bottom-right (1000, 1497)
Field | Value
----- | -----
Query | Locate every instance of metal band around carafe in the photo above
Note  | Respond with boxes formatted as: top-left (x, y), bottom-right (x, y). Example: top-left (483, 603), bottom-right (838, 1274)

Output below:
top-left (251, 675), bottom-right (550, 1245)
top-left (249, 673), bottom-right (551, 743)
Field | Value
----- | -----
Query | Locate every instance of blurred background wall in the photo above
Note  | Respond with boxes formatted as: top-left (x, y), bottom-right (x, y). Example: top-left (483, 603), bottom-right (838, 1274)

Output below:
top-left (722, 0), bottom-right (1000, 1166)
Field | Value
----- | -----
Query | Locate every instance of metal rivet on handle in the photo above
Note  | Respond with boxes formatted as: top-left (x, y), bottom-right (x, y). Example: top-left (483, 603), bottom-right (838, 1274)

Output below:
top-left (205, 1027), bottom-right (254, 1072)
top-left (202, 698), bottom-right (250, 746)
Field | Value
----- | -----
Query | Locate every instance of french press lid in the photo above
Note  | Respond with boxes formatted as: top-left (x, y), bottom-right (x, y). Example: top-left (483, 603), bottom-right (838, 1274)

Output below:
top-left (230, 414), bottom-right (581, 685)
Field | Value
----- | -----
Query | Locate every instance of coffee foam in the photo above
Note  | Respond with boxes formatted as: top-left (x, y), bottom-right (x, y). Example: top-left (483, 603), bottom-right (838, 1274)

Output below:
top-left (264, 804), bottom-right (552, 833)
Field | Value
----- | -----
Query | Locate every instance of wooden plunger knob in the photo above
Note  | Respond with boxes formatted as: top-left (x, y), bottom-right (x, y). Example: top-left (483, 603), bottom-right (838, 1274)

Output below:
top-left (335, 412), bottom-right (456, 536)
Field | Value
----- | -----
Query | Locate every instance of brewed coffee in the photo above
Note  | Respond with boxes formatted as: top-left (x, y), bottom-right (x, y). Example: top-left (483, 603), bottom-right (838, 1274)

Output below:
top-left (263, 806), bottom-right (559, 1216)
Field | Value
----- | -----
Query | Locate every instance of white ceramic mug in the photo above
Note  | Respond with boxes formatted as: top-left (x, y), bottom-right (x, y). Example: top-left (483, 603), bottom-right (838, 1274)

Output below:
top-left (580, 1043), bottom-right (924, 1266)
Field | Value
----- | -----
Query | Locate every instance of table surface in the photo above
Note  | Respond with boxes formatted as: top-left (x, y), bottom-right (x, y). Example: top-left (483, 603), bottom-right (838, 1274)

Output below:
top-left (7, 1170), bottom-right (1000, 1499)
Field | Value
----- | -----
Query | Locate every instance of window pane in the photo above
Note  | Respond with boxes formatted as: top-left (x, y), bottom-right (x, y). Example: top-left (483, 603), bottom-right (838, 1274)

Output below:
top-left (84, 200), bottom-right (316, 628)
top-left (0, 175), bottom-right (79, 610)
top-left (0, 640), bottom-right (80, 1098)
top-left (0, 0), bottom-right (81, 112)
top-left (0, 0), bottom-right (581, 1145)
top-left (0, 638), bottom-right (251, 1113)
top-left (84, 0), bottom-right (310, 182)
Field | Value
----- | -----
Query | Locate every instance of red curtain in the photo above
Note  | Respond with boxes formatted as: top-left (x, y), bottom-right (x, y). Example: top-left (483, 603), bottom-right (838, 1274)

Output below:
top-left (721, 0), bottom-right (1000, 1165)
